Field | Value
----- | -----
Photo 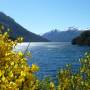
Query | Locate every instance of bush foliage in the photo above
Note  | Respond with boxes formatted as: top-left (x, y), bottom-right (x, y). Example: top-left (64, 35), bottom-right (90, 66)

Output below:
top-left (0, 24), bottom-right (40, 90)
top-left (0, 24), bottom-right (90, 90)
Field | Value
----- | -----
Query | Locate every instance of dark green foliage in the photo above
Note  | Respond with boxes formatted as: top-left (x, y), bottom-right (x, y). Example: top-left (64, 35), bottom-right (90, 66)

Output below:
top-left (72, 30), bottom-right (90, 46)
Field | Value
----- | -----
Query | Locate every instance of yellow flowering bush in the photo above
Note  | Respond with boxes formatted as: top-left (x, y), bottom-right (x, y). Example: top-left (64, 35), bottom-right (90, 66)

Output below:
top-left (0, 24), bottom-right (40, 90)
top-left (1, 24), bottom-right (90, 90)
top-left (57, 53), bottom-right (90, 90)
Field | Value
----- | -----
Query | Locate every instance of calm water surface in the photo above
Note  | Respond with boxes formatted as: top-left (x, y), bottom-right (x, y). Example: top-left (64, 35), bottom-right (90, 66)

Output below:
top-left (15, 42), bottom-right (90, 81)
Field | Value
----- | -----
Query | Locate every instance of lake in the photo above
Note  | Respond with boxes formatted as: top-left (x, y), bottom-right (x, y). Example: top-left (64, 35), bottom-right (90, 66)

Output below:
top-left (15, 42), bottom-right (90, 81)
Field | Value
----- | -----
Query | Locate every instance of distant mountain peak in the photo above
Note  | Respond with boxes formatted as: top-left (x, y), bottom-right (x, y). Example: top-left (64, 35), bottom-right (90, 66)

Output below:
top-left (42, 28), bottom-right (81, 42)
top-left (52, 29), bottom-right (59, 32)
top-left (67, 27), bottom-right (79, 31)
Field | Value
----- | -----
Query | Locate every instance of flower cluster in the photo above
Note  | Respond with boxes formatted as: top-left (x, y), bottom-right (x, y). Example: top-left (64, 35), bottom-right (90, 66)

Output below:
top-left (0, 24), bottom-right (40, 90)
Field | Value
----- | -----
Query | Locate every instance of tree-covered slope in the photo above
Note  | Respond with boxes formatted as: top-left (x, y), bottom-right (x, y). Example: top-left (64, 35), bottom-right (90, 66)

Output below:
top-left (0, 12), bottom-right (49, 42)
top-left (72, 30), bottom-right (90, 46)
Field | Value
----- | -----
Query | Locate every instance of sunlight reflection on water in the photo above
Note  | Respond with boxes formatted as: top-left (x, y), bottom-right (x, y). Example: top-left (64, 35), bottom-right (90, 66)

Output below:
top-left (14, 42), bottom-right (90, 81)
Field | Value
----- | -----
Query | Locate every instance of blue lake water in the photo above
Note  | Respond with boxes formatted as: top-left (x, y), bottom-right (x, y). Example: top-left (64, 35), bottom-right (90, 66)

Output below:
top-left (15, 42), bottom-right (90, 81)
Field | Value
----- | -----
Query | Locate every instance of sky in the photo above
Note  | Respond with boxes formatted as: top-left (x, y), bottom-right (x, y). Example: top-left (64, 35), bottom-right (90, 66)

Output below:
top-left (0, 0), bottom-right (90, 34)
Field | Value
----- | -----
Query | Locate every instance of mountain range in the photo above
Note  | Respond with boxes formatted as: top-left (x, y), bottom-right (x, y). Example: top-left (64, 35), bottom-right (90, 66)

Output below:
top-left (0, 12), bottom-right (49, 42)
top-left (42, 28), bottom-right (82, 42)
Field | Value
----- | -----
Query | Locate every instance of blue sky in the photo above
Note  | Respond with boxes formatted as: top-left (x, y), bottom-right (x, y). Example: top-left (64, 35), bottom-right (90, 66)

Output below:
top-left (0, 0), bottom-right (90, 34)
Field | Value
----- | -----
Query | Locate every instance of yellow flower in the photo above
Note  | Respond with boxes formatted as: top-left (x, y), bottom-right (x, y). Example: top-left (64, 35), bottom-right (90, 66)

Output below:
top-left (11, 62), bottom-right (14, 66)
top-left (0, 70), bottom-right (2, 77)
top-left (17, 37), bottom-right (24, 43)
top-left (8, 71), bottom-right (13, 77)
top-left (21, 71), bottom-right (26, 77)
top-left (18, 52), bottom-right (23, 57)
top-left (50, 82), bottom-right (55, 89)
top-left (31, 64), bottom-right (39, 72)
top-left (2, 75), bottom-right (5, 81)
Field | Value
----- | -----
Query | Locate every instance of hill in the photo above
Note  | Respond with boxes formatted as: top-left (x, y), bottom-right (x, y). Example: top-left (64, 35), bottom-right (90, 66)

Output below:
top-left (72, 30), bottom-right (90, 46)
top-left (0, 12), bottom-right (49, 42)
top-left (42, 27), bottom-right (81, 42)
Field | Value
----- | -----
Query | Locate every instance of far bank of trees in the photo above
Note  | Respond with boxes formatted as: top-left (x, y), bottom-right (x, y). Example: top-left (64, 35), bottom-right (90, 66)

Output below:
top-left (72, 30), bottom-right (90, 46)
